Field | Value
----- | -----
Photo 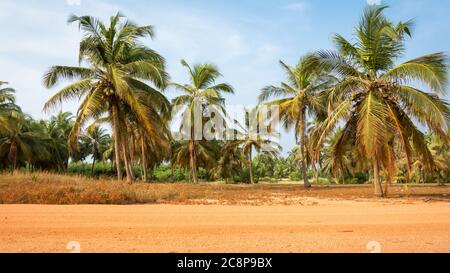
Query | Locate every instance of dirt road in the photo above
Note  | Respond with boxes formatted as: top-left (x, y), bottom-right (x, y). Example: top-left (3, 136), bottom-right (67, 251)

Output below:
top-left (1, 199), bottom-right (449, 253)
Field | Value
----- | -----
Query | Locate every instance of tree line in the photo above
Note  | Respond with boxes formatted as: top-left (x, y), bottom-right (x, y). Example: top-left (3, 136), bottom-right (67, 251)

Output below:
top-left (1, 5), bottom-right (449, 197)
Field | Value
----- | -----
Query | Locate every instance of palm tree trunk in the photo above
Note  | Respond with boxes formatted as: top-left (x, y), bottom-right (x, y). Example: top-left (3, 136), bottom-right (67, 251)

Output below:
top-left (384, 176), bottom-right (391, 197)
top-left (141, 137), bottom-right (148, 182)
top-left (300, 110), bottom-right (311, 188)
top-left (91, 157), bottom-right (95, 177)
top-left (122, 141), bottom-right (135, 183)
top-left (189, 140), bottom-right (198, 183)
top-left (111, 102), bottom-right (123, 181)
top-left (249, 147), bottom-right (254, 184)
top-left (9, 141), bottom-right (18, 173)
top-left (373, 159), bottom-right (384, 197)
top-left (189, 121), bottom-right (199, 183)
top-left (12, 149), bottom-right (17, 173)
top-left (313, 163), bottom-right (319, 184)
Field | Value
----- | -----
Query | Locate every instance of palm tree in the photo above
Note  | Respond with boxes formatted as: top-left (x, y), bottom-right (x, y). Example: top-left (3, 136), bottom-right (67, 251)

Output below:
top-left (311, 5), bottom-right (449, 197)
top-left (171, 139), bottom-right (220, 182)
top-left (171, 60), bottom-right (234, 183)
top-left (210, 141), bottom-right (243, 182)
top-left (83, 125), bottom-right (110, 176)
top-left (401, 132), bottom-right (450, 185)
top-left (259, 56), bottom-right (335, 188)
top-left (43, 13), bottom-right (170, 182)
top-left (0, 82), bottom-right (16, 106)
top-left (0, 116), bottom-right (50, 171)
top-left (127, 117), bottom-right (170, 182)
top-left (42, 111), bottom-right (74, 170)
top-left (236, 108), bottom-right (282, 184)
top-left (0, 82), bottom-right (21, 131)
top-left (427, 133), bottom-right (450, 185)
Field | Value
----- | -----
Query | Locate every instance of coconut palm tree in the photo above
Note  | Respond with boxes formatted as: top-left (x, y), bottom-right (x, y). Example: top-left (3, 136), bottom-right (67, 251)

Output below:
top-left (42, 111), bottom-right (74, 170)
top-left (311, 5), bottom-right (449, 197)
top-left (259, 57), bottom-right (335, 188)
top-left (235, 108), bottom-right (282, 184)
top-left (0, 82), bottom-right (16, 106)
top-left (210, 140), bottom-right (243, 182)
top-left (43, 13), bottom-right (170, 182)
top-left (83, 125), bottom-right (110, 176)
top-left (0, 82), bottom-right (21, 131)
top-left (171, 60), bottom-right (234, 183)
top-left (0, 116), bottom-right (50, 171)
top-left (400, 132), bottom-right (450, 185)
top-left (171, 139), bottom-right (220, 182)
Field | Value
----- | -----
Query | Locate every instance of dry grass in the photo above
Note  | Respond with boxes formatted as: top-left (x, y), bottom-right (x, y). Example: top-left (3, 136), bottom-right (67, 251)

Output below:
top-left (0, 172), bottom-right (449, 205)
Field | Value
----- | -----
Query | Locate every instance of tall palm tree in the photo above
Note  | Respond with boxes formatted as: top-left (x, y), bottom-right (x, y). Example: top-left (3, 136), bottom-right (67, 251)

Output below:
top-left (311, 5), bottom-right (449, 197)
top-left (171, 60), bottom-right (234, 183)
top-left (43, 13), bottom-right (170, 182)
top-left (259, 57), bottom-right (335, 188)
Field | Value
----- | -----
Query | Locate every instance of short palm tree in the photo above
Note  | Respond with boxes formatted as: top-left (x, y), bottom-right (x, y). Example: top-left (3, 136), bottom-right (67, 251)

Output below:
top-left (312, 5), bottom-right (449, 196)
top-left (259, 57), bottom-right (335, 188)
top-left (171, 60), bottom-right (234, 183)
top-left (83, 125), bottom-right (110, 176)
top-left (0, 116), bottom-right (50, 171)
top-left (210, 141), bottom-right (243, 182)
top-left (43, 111), bottom-right (74, 170)
top-left (171, 139), bottom-right (219, 182)
top-left (43, 13), bottom-right (170, 182)
top-left (236, 108), bottom-right (282, 184)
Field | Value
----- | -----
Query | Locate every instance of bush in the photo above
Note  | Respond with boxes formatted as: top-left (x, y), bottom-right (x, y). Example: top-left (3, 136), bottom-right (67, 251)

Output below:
top-left (289, 171), bottom-right (302, 181)
top-left (353, 172), bottom-right (369, 183)
top-left (67, 162), bottom-right (119, 178)
top-left (198, 168), bottom-right (212, 181)
top-left (232, 168), bottom-right (258, 184)
top-left (153, 165), bottom-right (189, 182)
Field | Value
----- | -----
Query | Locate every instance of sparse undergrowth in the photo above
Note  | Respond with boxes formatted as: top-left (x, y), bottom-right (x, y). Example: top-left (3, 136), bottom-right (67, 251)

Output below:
top-left (0, 172), bottom-right (448, 205)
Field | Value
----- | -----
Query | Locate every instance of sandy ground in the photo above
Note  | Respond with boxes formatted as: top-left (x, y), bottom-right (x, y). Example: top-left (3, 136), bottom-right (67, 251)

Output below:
top-left (1, 199), bottom-right (449, 253)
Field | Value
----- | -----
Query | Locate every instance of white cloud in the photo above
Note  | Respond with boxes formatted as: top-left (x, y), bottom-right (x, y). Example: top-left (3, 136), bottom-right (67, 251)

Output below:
top-left (367, 0), bottom-right (382, 5)
top-left (66, 0), bottom-right (81, 6)
top-left (282, 2), bottom-right (307, 12)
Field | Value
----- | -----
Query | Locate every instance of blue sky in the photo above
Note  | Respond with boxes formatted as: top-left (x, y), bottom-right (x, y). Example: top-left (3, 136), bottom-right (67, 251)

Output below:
top-left (0, 0), bottom-right (449, 154)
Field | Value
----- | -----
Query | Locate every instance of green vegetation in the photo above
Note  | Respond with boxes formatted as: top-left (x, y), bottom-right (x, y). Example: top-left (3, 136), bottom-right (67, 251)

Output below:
top-left (0, 5), bottom-right (449, 197)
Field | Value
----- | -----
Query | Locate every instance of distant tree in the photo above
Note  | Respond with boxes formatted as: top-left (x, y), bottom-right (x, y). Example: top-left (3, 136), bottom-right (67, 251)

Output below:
top-left (42, 111), bottom-right (74, 170)
top-left (83, 125), bottom-right (110, 176)
top-left (0, 82), bottom-right (21, 132)
top-left (0, 116), bottom-right (50, 171)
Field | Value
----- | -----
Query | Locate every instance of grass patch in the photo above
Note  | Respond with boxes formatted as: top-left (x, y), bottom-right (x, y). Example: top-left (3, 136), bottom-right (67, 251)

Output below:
top-left (0, 172), bottom-right (181, 205)
top-left (0, 172), bottom-right (448, 205)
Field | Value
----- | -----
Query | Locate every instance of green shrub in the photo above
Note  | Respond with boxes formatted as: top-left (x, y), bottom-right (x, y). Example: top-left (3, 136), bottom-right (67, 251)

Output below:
top-left (289, 171), bottom-right (302, 181)
top-left (67, 162), bottom-right (117, 178)
top-left (232, 168), bottom-right (257, 184)
top-left (153, 165), bottom-right (189, 182)
top-left (353, 172), bottom-right (369, 183)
